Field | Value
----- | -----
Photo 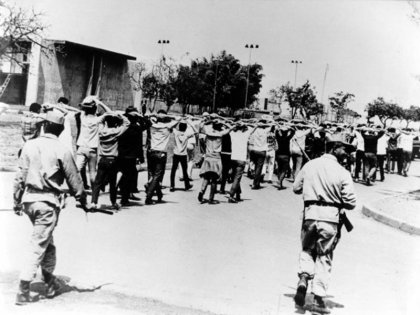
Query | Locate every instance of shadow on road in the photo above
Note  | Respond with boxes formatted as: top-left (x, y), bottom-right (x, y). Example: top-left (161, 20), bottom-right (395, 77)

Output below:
top-left (284, 289), bottom-right (344, 313)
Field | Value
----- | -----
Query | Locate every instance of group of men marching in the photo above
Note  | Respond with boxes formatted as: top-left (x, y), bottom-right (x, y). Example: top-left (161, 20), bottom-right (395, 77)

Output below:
top-left (12, 96), bottom-right (418, 313)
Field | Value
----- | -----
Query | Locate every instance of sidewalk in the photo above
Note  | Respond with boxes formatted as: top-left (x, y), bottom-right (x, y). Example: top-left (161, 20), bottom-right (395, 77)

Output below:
top-left (355, 161), bottom-right (420, 235)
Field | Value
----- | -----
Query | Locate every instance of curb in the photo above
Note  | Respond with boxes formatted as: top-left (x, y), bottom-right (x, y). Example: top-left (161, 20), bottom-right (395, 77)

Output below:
top-left (362, 204), bottom-right (420, 236)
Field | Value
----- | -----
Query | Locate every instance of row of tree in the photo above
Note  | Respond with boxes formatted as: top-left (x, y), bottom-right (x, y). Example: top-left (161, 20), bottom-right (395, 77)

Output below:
top-left (130, 51), bottom-right (263, 114)
top-left (366, 97), bottom-right (420, 128)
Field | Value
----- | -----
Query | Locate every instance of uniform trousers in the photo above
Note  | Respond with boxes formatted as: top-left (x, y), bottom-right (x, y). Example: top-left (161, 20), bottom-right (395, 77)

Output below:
top-left (298, 220), bottom-right (338, 297)
top-left (20, 201), bottom-right (59, 282)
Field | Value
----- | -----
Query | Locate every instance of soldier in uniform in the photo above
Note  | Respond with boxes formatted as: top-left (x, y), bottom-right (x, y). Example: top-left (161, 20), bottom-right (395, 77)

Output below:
top-left (292, 139), bottom-right (356, 314)
top-left (13, 110), bottom-right (88, 305)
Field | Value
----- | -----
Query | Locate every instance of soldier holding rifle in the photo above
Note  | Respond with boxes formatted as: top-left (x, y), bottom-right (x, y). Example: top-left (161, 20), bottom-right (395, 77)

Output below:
top-left (292, 138), bottom-right (356, 314)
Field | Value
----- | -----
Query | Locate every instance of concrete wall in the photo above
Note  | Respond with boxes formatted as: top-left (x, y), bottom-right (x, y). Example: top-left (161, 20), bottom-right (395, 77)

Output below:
top-left (36, 40), bottom-right (135, 109)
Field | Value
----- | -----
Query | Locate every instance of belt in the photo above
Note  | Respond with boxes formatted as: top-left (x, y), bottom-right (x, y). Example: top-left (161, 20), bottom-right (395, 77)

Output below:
top-left (304, 200), bottom-right (341, 208)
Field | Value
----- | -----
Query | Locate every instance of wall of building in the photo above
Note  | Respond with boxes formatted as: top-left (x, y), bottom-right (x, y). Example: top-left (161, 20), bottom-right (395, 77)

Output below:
top-left (36, 40), bottom-right (134, 109)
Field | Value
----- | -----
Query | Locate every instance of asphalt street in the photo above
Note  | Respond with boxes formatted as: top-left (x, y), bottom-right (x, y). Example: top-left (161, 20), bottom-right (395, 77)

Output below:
top-left (1, 161), bottom-right (420, 315)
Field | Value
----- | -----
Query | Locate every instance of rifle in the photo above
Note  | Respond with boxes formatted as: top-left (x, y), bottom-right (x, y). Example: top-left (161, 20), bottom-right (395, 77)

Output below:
top-left (340, 211), bottom-right (353, 232)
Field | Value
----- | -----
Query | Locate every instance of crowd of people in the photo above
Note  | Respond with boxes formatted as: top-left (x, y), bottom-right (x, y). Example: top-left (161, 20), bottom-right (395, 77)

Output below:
top-left (12, 95), bottom-right (419, 312)
top-left (18, 96), bottom-right (419, 209)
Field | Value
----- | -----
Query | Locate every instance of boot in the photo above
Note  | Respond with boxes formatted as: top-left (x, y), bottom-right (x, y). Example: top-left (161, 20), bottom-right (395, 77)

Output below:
top-left (312, 295), bottom-right (330, 314)
top-left (15, 280), bottom-right (39, 305)
top-left (43, 270), bottom-right (61, 299)
top-left (294, 274), bottom-right (308, 307)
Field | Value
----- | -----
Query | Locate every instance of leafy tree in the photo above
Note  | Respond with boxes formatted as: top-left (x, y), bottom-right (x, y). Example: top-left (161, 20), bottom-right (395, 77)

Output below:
top-left (402, 105), bottom-right (420, 128)
top-left (328, 91), bottom-right (355, 122)
top-left (0, 0), bottom-right (46, 66)
top-left (281, 81), bottom-right (323, 119)
top-left (365, 97), bottom-right (404, 127)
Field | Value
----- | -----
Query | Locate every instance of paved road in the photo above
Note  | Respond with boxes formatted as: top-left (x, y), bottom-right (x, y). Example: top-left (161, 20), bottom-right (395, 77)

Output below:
top-left (1, 161), bottom-right (420, 315)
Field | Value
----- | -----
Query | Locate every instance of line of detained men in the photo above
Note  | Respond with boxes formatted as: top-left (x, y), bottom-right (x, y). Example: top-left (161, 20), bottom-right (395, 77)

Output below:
top-left (14, 96), bottom-right (415, 313)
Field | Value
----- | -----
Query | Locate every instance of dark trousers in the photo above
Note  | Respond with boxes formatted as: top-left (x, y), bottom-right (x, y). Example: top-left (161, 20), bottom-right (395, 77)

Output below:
top-left (396, 148), bottom-right (403, 174)
top-left (377, 154), bottom-right (386, 181)
top-left (146, 151), bottom-right (167, 201)
top-left (250, 150), bottom-right (266, 188)
top-left (355, 150), bottom-right (365, 179)
top-left (118, 157), bottom-right (137, 202)
top-left (229, 159), bottom-right (245, 197)
top-left (170, 154), bottom-right (190, 189)
top-left (386, 150), bottom-right (398, 172)
top-left (92, 157), bottom-right (118, 204)
top-left (276, 154), bottom-right (290, 186)
top-left (220, 153), bottom-right (232, 191)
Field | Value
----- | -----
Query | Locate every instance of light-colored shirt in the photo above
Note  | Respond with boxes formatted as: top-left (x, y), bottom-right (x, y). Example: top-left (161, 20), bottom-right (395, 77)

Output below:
top-left (173, 129), bottom-right (194, 155)
top-left (98, 115), bottom-right (130, 157)
top-left (290, 129), bottom-right (311, 155)
top-left (398, 133), bottom-right (415, 152)
top-left (293, 154), bottom-right (356, 223)
top-left (150, 120), bottom-right (179, 152)
top-left (230, 129), bottom-right (253, 162)
top-left (14, 134), bottom-right (85, 207)
top-left (352, 131), bottom-right (365, 151)
top-left (76, 112), bottom-right (101, 149)
top-left (251, 126), bottom-right (270, 151)
top-left (377, 134), bottom-right (389, 155)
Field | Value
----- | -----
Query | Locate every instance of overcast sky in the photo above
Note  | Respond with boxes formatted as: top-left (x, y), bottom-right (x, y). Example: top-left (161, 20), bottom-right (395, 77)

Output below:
top-left (14, 0), bottom-right (420, 114)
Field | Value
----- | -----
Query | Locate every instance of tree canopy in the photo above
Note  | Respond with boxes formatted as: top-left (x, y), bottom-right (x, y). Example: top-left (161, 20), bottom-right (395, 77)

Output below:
top-left (365, 97), bottom-right (404, 127)
top-left (328, 91), bottom-right (355, 122)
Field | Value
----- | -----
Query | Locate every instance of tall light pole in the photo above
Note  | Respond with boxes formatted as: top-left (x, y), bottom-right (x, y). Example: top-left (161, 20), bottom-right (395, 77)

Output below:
top-left (157, 40), bottom-right (170, 60)
top-left (244, 44), bottom-right (259, 108)
top-left (321, 63), bottom-right (329, 121)
top-left (212, 60), bottom-right (219, 113)
top-left (291, 60), bottom-right (302, 89)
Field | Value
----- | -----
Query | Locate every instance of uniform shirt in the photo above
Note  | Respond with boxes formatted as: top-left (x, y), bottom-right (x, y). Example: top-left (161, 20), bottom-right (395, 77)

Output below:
top-left (150, 120), bottom-right (179, 152)
top-left (230, 129), bottom-right (253, 162)
top-left (98, 116), bottom-right (130, 157)
top-left (76, 112), bottom-right (101, 149)
top-left (377, 134), bottom-right (389, 155)
top-left (398, 133), bottom-right (415, 152)
top-left (353, 131), bottom-right (365, 151)
top-left (14, 134), bottom-right (85, 207)
top-left (173, 129), bottom-right (195, 155)
top-left (293, 154), bottom-right (356, 223)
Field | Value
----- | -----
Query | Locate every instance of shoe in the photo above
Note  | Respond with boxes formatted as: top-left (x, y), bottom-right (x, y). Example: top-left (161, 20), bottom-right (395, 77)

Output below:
top-left (267, 180), bottom-right (273, 184)
top-left (198, 192), bottom-right (204, 203)
top-left (235, 194), bottom-right (242, 202)
top-left (219, 189), bottom-right (226, 194)
top-left (311, 295), bottom-right (330, 314)
top-left (111, 203), bottom-right (121, 211)
top-left (208, 200), bottom-right (220, 205)
top-left (294, 274), bottom-right (308, 307)
top-left (90, 203), bottom-right (97, 210)
top-left (185, 184), bottom-right (193, 191)
top-left (403, 171), bottom-right (408, 177)
top-left (228, 196), bottom-right (237, 203)
top-left (129, 194), bottom-right (141, 201)
top-left (366, 178), bottom-right (371, 186)
top-left (156, 198), bottom-right (165, 203)
top-left (15, 281), bottom-right (39, 305)
top-left (145, 199), bottom-right (154, 205)
top-left (250, 185), bottom-right (260, 190)
top-left (170, 187), bottom-right (175, 192)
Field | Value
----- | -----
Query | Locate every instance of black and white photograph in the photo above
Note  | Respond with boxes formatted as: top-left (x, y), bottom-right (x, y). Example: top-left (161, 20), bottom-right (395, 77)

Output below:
top-left (1, 0), bottom-right (420, 314)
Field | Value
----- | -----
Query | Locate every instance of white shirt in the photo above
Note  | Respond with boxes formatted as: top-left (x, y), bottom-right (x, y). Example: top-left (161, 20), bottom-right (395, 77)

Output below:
top-left (377, 134), bottom-right (389, 155)
top-left (398, 133), bottom-right (415, 152)
top-left (230, 129), bottom-right (253, 162)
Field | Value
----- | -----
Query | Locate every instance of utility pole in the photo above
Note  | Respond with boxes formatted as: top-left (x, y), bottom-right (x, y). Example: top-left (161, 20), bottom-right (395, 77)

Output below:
top-left (244, 44), bottom-right (259, 108)
top-left (321, 63), bottom-right (329, 121)
top-left (291, 60), bottom-right (302, 89)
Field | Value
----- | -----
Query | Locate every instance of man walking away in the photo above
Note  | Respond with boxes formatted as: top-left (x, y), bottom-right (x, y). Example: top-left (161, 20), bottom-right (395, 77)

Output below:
top-left (275, 125), bottom-right (295, 189)
top-left (292, 139), bottom-right (356, 314)
top-left (13, 110), bottom-right (88, 305)
top-left (91, 113), bottom-right (130, 210)
top-left (170, 120), bottom-right (195, 192)
top-left (398, 129), bottom-right (415, 176)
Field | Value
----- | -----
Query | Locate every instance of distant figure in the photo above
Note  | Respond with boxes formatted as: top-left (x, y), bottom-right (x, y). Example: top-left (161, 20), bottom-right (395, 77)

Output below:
top-left (21, 103), bottom-right (43, 143)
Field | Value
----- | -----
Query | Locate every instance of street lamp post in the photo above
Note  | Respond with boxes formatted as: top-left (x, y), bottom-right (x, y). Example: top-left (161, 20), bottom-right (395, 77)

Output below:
top-left (212, 60), bottom-right (219, 113)
top-left (157, 40), bottom-right (170, 60)
top-left (291, 60), bottom-right (302, 89)
top-left (244, 44), bottom-right (259, 108)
